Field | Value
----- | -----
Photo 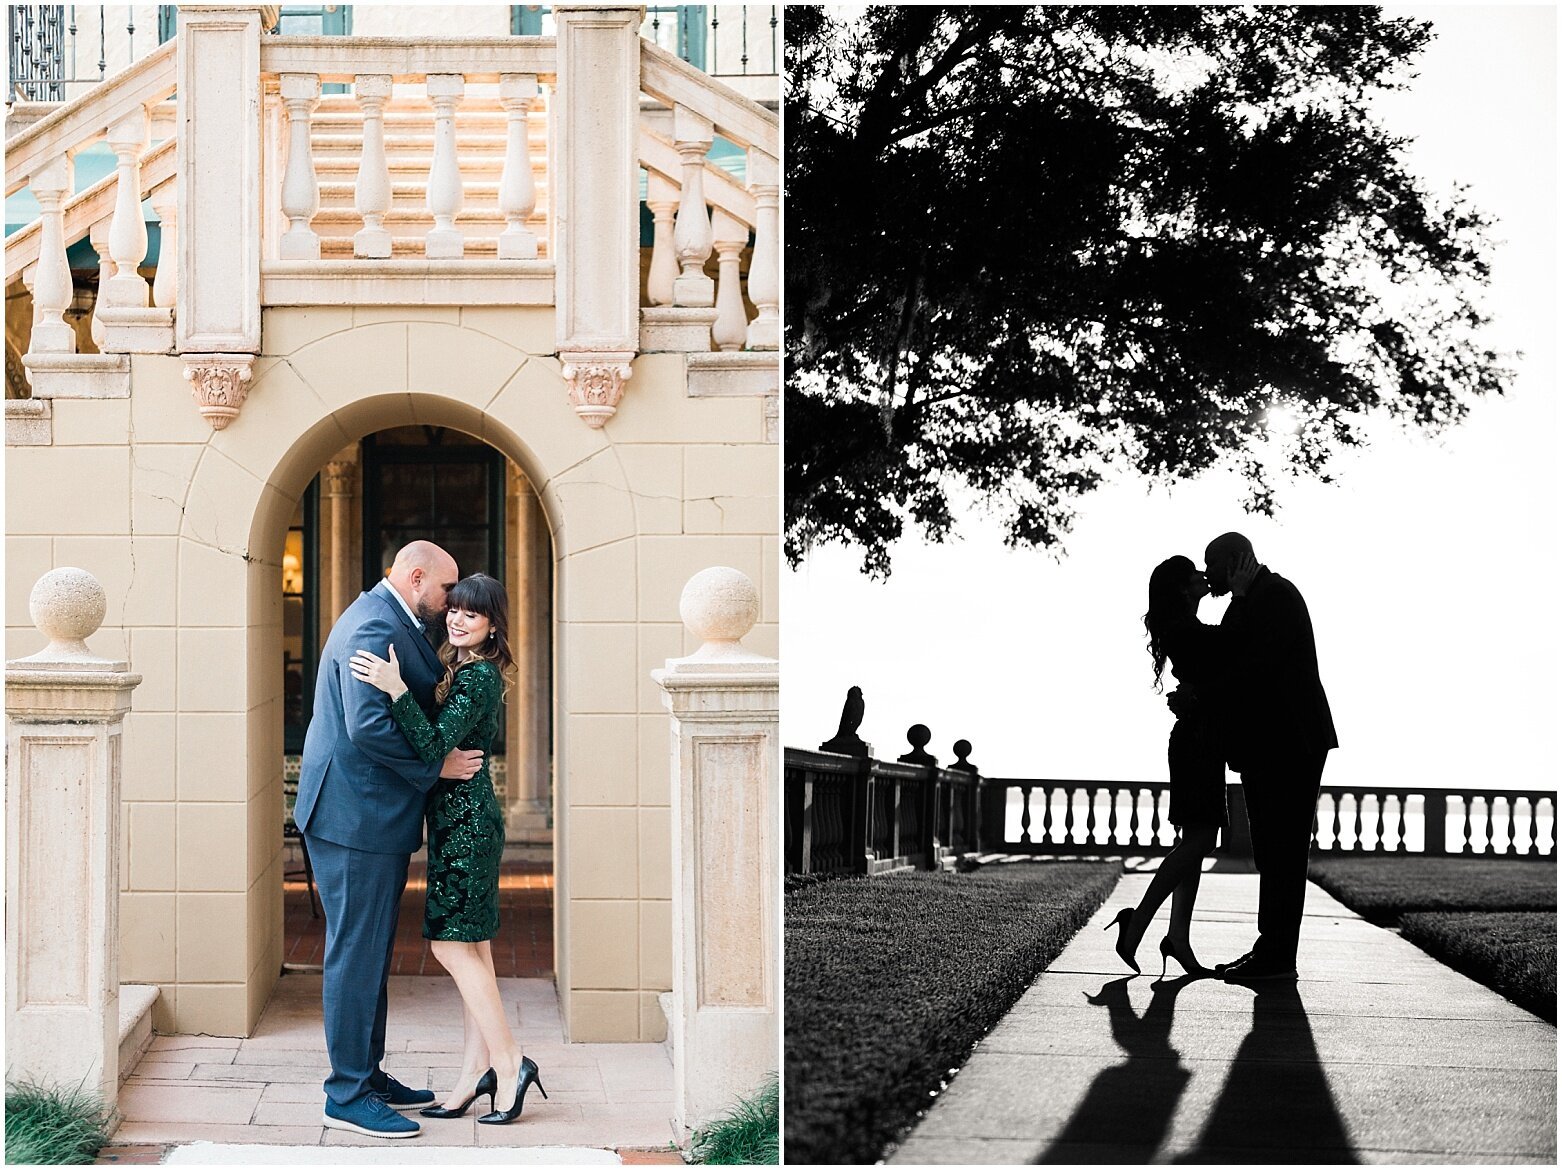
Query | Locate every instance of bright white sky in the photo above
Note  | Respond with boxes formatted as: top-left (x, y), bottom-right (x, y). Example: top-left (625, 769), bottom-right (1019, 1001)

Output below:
top-left (783, 6), bottom-right (1560, 792)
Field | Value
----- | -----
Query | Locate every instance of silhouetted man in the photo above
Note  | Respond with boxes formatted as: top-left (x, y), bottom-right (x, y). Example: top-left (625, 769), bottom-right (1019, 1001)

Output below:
top-left (1204, 532), bottom-right (1337, 980)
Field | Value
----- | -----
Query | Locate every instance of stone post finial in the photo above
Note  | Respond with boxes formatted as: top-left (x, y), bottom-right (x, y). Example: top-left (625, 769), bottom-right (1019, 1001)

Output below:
top-left (679, 566), bottom-right (760, 662)
top-left (18, 567), bottom-right (117, 667)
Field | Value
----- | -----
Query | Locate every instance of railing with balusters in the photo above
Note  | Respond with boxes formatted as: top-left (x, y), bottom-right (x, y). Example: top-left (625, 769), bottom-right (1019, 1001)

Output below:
top-left (785, 734), bottom-right (1558, 877)
top-left (6, 13), bottom-right (778, 405)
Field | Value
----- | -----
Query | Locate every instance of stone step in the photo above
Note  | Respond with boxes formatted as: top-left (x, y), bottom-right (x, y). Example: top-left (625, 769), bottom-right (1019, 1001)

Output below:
top-left (315, 181), bottom-right (549, 204)
top-left (317, 235), bottom-right (517, 257)
top-left (118, 983), bottom-right (159, 1083)
top-left (309, 206), bottom-right (537, 228)
top-left (311, 132), bottom-right (518, 154)
top-left (312, 156), bottom-right (516, 177)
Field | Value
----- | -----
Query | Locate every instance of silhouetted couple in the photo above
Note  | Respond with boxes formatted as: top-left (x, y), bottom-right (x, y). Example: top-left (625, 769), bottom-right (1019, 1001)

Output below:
top-left (1107, 532), bottom-right (1337, 982)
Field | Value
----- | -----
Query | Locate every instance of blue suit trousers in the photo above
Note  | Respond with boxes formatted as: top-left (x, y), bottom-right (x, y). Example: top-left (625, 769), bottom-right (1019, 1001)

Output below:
top-left (304, 832), bottom-right (410, 1106)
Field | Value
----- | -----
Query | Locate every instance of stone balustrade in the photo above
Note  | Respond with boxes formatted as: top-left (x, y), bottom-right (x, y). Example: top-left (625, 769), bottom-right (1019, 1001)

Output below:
top-left (6, 7), bottom-right (779, 427)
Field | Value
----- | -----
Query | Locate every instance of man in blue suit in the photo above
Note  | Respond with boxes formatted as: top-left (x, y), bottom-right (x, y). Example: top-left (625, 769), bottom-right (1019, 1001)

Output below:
top-left (296, 540), bottom-right (483, 1139)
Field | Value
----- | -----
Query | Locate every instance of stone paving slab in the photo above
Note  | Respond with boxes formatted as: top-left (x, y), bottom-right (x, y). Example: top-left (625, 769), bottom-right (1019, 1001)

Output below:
top-left (114, 974), bottom-right (678, 1158)
top-left (890, 872), bottom-right (1557, 1165)
top-left (160, 1143), bottom-right (621, 1164)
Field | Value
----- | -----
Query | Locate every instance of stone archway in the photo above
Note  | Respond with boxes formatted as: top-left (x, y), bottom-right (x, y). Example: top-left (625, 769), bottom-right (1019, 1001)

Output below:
top-left (116, 305), bottom-right (740, 1041)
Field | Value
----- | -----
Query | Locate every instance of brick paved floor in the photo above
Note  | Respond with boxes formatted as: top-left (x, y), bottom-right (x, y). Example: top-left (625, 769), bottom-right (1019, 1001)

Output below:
top-left (112, 974), bottom-right (678, 1156)
top-left (282, 845), bottom-right (554, 978)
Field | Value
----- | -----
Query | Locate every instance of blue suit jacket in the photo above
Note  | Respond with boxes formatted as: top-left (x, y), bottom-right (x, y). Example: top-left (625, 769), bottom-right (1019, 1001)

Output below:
top-left (295, 583), bottom-right (447, 854)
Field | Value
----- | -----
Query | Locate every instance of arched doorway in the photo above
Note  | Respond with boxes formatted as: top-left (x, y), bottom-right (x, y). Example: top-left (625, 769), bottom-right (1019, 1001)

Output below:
top-left (275, 424), bottom-right (555, 981)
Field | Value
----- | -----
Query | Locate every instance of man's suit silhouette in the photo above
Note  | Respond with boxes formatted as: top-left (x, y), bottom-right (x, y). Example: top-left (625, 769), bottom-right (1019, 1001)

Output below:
top-left (1219, 563), bottom-right (1337, 968)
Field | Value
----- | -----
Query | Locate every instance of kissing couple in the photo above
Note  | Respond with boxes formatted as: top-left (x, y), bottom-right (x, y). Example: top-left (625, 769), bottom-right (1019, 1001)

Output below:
top-left (292, 540), bottom-right (548, 1139)
top-left (1107, 532), bottom-right (1338, 982)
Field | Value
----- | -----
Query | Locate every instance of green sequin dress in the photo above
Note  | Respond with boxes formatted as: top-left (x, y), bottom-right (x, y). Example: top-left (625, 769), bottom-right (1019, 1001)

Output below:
top-left (389, 658), bottom-right (505, 942)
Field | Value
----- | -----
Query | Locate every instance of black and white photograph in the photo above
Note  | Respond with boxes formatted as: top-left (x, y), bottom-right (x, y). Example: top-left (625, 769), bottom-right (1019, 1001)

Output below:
top-left (783, 5), bottom-right (1557, 1165)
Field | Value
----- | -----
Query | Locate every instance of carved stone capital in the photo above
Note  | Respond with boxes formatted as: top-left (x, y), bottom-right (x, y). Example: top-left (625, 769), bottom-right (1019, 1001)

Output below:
top-left (182, 353), bottom-right (256, 430)
top-left (561, 353), bottom-right (635, 428)
top-left (323, 459), bottom-right (357, 498)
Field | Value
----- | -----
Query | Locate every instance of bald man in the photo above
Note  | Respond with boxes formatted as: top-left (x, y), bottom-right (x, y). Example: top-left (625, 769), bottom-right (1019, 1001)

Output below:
top-left (1204, 532), bottom-right (1337, 981)
top-left (296, 541), bottom-right (483, 1138)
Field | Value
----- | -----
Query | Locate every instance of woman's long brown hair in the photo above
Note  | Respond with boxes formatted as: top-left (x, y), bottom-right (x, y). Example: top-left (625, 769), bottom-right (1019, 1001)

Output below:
top-left (434, 572), bottom-right (515, 705)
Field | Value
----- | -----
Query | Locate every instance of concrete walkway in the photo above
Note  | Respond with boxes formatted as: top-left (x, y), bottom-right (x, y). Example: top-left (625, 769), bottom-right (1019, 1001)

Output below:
top-left (891, 871), bottom-right (1556, 1164)
top-left (106, 973), bottom-right (681, 1164)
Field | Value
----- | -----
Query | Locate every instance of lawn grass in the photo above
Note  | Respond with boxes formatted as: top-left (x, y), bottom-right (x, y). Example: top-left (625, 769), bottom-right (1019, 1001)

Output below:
top-left (1308, 857), bottom-right (1556, 1021)
top-left (1307, 857), bottom-right (1555, 924)
top-left (1400, 911), bottom-right (1557, 1024)
top-left (785, 861), bottom-right (1119, 1166)
top-left (689, 1075), bottom-right (779, 1165)
top-left (4, 1079), bottom-right (116, 1165)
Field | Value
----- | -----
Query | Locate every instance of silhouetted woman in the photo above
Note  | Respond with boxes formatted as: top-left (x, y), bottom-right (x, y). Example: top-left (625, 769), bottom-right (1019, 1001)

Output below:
top-left (1105, 554), bottom-right (1253, 976)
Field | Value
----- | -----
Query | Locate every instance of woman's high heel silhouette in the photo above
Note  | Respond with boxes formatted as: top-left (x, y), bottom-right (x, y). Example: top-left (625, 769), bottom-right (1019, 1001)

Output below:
top-left (1105, 907), bottom-right (1141, 974)
top-left (1157, 935), bottom-right (1206, 979)
top-left (478, 1055), bottom-right (547, 1125)
top-left (420, 1067), bottom-right (497, 1118)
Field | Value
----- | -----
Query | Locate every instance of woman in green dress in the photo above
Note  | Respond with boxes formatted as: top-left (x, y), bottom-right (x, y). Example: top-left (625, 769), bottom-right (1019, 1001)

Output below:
top-left (349, 572), bottom-right (546, 1126)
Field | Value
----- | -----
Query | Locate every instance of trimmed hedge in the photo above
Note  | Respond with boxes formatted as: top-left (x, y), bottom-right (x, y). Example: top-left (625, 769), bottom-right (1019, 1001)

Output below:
top-left (1308, 857), bottom-right (1557, 1021)
top-left (1400, 911), bottom-right (1557, 1023)
top-left (1307, 857), bottom-right (1556, 924)
top-left (785, 862), bottom-right (1118, 1165)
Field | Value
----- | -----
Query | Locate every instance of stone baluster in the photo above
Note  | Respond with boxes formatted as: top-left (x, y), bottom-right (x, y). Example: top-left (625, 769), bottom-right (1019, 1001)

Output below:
top-left (652, 567), bottom-right (778, 1136)
top-left (744, 149), bottom-right (779, 350)
top-left (646, 172), bottom-right (680, 306)
top-left (671, 106), bottom-right (715, 307)
top-left (425, 74), bottom-right (466, 259)
top-left (710, 209), bottom-right (748, 352)
top-left (6, 568), bottom-right (142, 1109)
top-left (28, 154), bottom-right (77, 354)
top-left (352, 74), bottom-right (393, 259)
top-left (88, 218), bottom-right (117, 349)
top-left (148, 182), bottom-right (178, 308)
top-left (278, 73), bottom-right (322, 260)
top-left (102, 109), bottom-right (152, 309)
top-left (498, 74), bottom-right (539, 260)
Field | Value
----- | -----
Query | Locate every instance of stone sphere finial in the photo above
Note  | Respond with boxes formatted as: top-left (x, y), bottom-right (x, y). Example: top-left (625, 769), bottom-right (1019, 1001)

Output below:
top-left (679, 566), bottom-right (760, 657)
top-left (29, 567), bottom-right (108, 659)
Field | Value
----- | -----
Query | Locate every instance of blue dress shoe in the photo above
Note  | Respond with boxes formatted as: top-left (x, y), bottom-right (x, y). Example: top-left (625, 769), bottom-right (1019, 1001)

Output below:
top-left (323, 1094), bottom-right (421, 1139)
top-left (373, 1071), bottom-right (436, 1111)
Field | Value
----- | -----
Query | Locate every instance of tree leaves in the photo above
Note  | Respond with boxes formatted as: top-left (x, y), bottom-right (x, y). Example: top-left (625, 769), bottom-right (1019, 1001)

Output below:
top-left (787, 5), bottom-right (1510, 576)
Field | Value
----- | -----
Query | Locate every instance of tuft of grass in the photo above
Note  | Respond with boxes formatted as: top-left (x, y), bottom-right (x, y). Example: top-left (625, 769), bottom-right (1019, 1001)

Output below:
top-left (689, 1075), bottom-right (778, 1165)
top-left (785, 861), bottom-right (1119, 1165)
top-left (1400, 911), bottom-right (1557, 1023)
top-left (1307, 858), bottom-right (1555, 925)
top-left (5, 1078), bottom-right (116, 1165)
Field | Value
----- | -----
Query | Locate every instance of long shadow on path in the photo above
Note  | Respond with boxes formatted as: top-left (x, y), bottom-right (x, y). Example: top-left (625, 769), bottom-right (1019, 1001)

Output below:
top-left (1176, 981), bottom-right (1358, 1164)
top-left (1036, 974), bottom-right (1199, 1164)
top-left (1039, 977), bottom-right (1358, 1164)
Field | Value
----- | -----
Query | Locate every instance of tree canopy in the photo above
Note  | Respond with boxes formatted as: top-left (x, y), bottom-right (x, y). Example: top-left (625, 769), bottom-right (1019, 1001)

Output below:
top-left (786, 5), bottom-right (1509, 575)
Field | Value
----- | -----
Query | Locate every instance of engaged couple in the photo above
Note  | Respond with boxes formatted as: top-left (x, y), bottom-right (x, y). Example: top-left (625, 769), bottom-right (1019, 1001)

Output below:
top-left (1108, 532), bottom-right (1338, 981)
top-left (293, 541), bottom-right (547, 1139)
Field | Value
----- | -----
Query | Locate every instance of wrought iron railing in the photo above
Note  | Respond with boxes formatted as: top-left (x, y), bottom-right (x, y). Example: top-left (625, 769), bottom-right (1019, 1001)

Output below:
top-left (785, 732), bottom-right (1558, 877)
top-left (7, 3), bottom-right (171, 105)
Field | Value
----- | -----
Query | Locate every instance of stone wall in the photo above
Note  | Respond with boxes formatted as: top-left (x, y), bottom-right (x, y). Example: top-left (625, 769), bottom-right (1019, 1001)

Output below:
top-left (4, 302), bottom-right (778, 1041)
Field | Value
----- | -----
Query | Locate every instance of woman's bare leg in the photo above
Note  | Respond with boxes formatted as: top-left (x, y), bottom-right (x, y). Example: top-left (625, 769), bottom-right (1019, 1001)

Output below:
top-left (432, 940), bottom-right (523, 1111)
top-left (439, 1001), bottom-right (493, 1110)
top-left (1127, 825), bottom-right (1219, 956)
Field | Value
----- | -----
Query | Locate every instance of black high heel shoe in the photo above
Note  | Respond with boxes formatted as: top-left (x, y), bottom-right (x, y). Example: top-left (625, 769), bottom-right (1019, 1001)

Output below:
top-left (420, 1067), bottom-right (497, 1118)
top-left (478, 1056), bottom-right (547, 1125)
top-left (1157, 936), bottom-right (1206, 979)
top-left (1105, 908), bottom-right (1141, 974)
